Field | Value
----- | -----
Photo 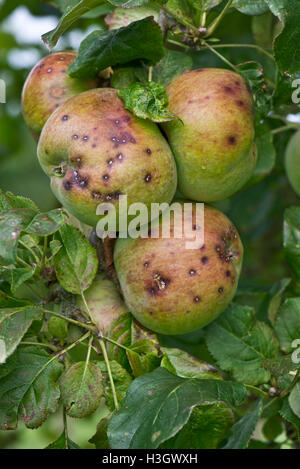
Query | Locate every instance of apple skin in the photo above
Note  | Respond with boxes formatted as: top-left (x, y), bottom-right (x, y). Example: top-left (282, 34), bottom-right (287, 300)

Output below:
top-left (22, 51), bottom-right (99, 139)
top-left (37, 88), bottom-right (177, 227)
top-left (163, 68), bottom-right (256, 202)
top-left (114, 202), bottom-right (243, 335)
top-left (285, 130), bottom-right (300, 196)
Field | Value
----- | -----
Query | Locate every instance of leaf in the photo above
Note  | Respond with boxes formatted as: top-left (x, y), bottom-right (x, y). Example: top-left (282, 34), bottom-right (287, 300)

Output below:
top-left (0, 346), bottom-right (63, 430)
top-left (119, 81), bottom-right (175, 122)
top-left (1, 266), bottom-right (37, 294)
top-left (280, 397), bottom-right (300, 437)
top-left (245, 127), bottom-right (275, 187)
top-left (223, 400), bottom-right (263, 449)
top-left (0, 291), bottom-right (29, 308)
top-left (89, 415), bottom-right (111, 449)
top-left (233, 0), bottom-right (269, 15)
top-left (274, 298), bottom-right (300, 353)
top-left (0, 306), bottom-right (41, 363)
top-left (283, 207), bottom-right (300, 281)
top-left (289, 382), bottom-right (300, 418)
top-left (126, 339), bottom-right (160, 377)
top-left (46, 432), bottom-right (80, 449)
top-left (68, 17), bottom-right (164, 79)
top-left (205, 304), bottom-right (280, 385)
top-left (60, 361), bottom-right (103, 418)
top-left (189, 0), bottom-right (223, 10)
top-left (161, 347), bottom-right (221, 379)
top-left (25, 209), bottom-right (65, 236)
top-left (267, 278), bottom-right (291, 325)
top-left (166, 0), bottom-right (194, 24)
top-left (0, 190), bottom-right (39, 212)
top-left (237, 61), bottom-right (272, 117)
top-left (54, 224), bottom-right (98, 295)
top-left (105, 4), bottom-right (159, 30)
top-left (152, 49), bottom-right (193, 86)
top-left (96, 360), bottom-right (132, 411)
top-left (107, 0), bottom-right (154, 8)
top-left (161, 403), bottom-right (234, 449)
top-left (42, 0), bottom-right (102, 49)
top-left (0, 209), bottom-right (36, 265)
top-left (108, 367), bottom-right (247, 449)
top-left (274, 0), bottom-right (300, 75)
top-left (251, 12), bottom-right (273, 49)
top-left (262, 415), bottom-right (284, 441)
top-left (264, 0), bottom-right (287, 21)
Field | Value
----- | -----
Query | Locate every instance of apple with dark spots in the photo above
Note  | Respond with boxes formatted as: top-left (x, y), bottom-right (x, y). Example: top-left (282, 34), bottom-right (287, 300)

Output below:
top-left (77, 273), bottom-right (129, 334)
top-left (22, 51), bottom-right (99, 139)
top-left (285, 130), bottom-right (300, 196)
top-left (37, 88), bottom-right (177, 227)
top-left (163, 68), bottom-right (257, 202)
top-left (114, 202), bottom-right (243, 335)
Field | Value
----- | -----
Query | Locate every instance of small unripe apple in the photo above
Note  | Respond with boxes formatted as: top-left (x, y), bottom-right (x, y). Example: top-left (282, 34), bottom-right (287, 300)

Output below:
top-left (285, 129), bottom-right (300, 196)
top-left (114, 202), bottom-right (243, 335)
top-left (163, 68), bottom-right (256, 202)
top-left (22, 51), bottom-right (99, 138)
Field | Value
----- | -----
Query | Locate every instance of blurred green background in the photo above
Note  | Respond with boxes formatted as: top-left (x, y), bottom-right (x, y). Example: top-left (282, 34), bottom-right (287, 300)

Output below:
top-left (0, 0), bottom-right (299, 449)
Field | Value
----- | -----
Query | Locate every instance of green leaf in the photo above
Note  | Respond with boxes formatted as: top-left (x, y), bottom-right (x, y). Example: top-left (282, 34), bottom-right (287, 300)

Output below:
top-left (237, 61), bottom-right (272, 117)
top-left (108, 367), bottom-right (247, 449)
top-left (89, 415), bottom-right (111, 449)
top-left (274, 298), bottom-right (300, 353)
top-left (0, 346), bottom-right (63, 430)
top-left (105, 5), bottom-right (159, 30)
top-left (0, 291), bottom-right (29, 308)
top-left (0, 190), bottom-right (39, 212)
top-left (0, 209), bottom-right (36, 265)
top-left (96, 360), bottom-right (132, 411)
top-left (152, 49), bottom-right (193, 86)
top-left (283, 207), bottom-right (300, 281)
top-left (60, 361), bottom-right (103, 418)
top-left (223, 400), bottom-right (263, 449)
top-left (246, 127), bottom-right (275, 187)
top-left (161, 403), bottom-right (234, 449)
top-left (267, 278), bottom-right (291, 325)
top-left (161, 347), bottom-right (221, 379)
top-left (289, 381), bottom-right (300, 418)
top-left (126, 339), bottom-right (161, 377)
top-left (46, 431), bottom-right (80, 449)
top-left (205, 304), bottom-right (280, 385)
top-left (107, 0), bottom-right (154, 8)
top-left (189, 0), bottom-right (223, 10)
top-left (233, 0), bottom-right (269, 15)
top-left (68, 17), bottom-right (164, 79)
top-left (264, 0), bottom-right (287, 21)
top-left (1, 266), bottom-right (37, 294)
top-left (262, 415), bottom-right (284, 441)
top-left (54, 224), bottom-right (98, 295)
top-left (0, 306), bottom-right (41, 363)
top-left (119, 81), bottom-right (175, 122)
top-left (274, 0), bottom-right (300, 75)
top-left (166, 0), bottom-right (194, 24)
top-left (25, 209), bottom-right (65, 236)
top-left (280, 397), bottom-right (300, 437)
top-left (42, 0), bottom-right (103, 49)
top-left (251, 12), bottom-right (273, 49)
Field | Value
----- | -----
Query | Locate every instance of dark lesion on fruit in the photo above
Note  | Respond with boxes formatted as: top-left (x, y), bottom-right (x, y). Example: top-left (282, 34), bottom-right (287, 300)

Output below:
top-left (218, 287), bottom-right (224, 293)
top-left (201, 256), bottom-right (209, 264)
top-left (216, 226), bottom-right (239, 263)
top-left (71, 169), bottom-right (89, 189)
top-left (91, 190), bottom-right (122, 201)
top-left (193, 295), bottom-right (201, 303)
top-left (144, 173), bottom-right (152, 183)
top-left (228, 135), bottom-right (237, 145)
top-left (70, 155), bottom-right (83, 168)
top-left (147, 272), bottom-right (171, 296)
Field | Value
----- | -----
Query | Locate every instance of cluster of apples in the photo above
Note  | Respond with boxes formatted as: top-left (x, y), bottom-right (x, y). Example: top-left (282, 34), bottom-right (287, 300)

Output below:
top-left (22, 51), bottom-right (256, 335)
